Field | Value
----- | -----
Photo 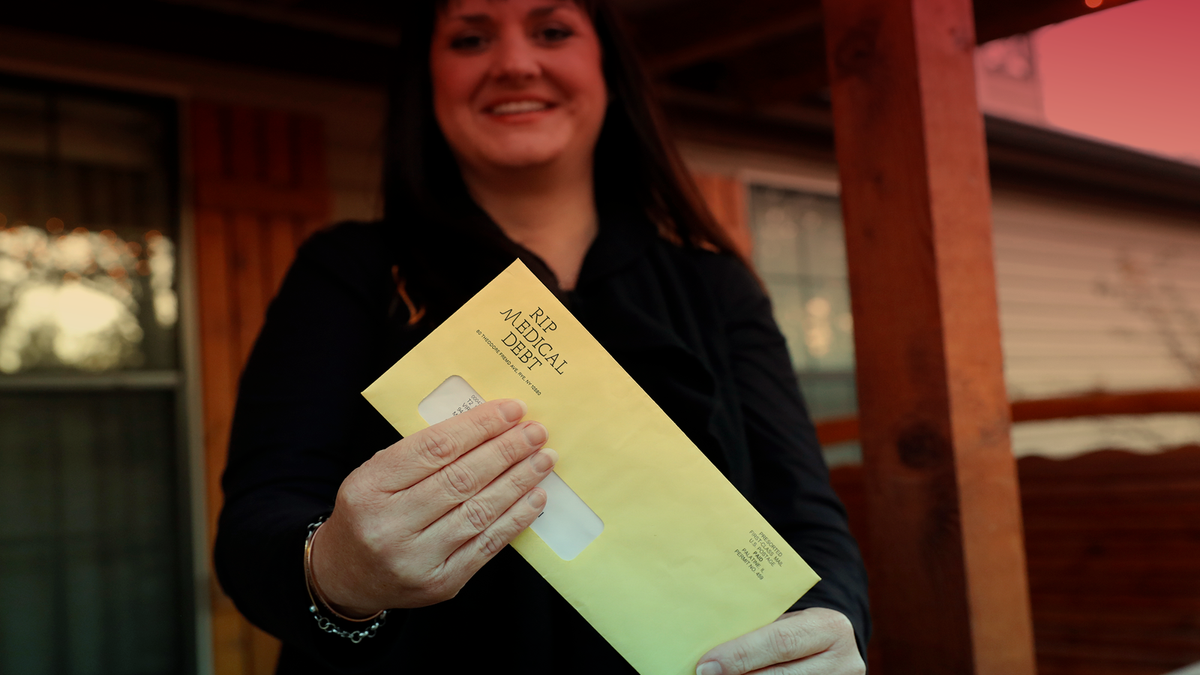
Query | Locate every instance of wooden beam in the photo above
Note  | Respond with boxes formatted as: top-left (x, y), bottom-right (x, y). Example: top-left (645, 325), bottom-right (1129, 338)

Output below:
top-left (734, 61), bottom-right (829, 108)
top-left (974, 0), bottom-right (1143, 44)
top-left (633, 0), bottom-right (824, 75)
top-left (819, 0), bottom-right (1036, 672)
top-left (814, 388), bottom-right (1200, 446)
top-left (815, 415), bottom-right (860, 446)
top-left (713, 26), bottom-right (830, 105)
top-left (2, 0), bottom-right (395, 84)
top-left (1011, 388), bottom-right (1200, 423)
top-left (659, 88), bottom-right (836, 163)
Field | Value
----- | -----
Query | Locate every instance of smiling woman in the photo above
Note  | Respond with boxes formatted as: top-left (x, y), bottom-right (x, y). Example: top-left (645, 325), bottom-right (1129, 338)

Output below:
top-left (377, 0), bottom-right (744, 320)
top-left (213, 1), bottom-right (868, 673)
top-left (428, 0), bottom-right (609, 290)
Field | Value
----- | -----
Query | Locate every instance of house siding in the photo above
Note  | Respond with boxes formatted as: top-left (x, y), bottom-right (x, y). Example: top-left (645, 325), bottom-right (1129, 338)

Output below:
top-left (681, 139), bottom-right (1200, 459)
top-left (992, 188), bottom-right (1200, 456)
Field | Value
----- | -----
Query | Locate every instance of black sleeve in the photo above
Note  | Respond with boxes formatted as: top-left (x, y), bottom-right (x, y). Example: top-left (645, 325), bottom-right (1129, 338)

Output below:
top-left (212, 223), bottom-right (408, 672)
top-left (716, 260), bottom-right (871, 660)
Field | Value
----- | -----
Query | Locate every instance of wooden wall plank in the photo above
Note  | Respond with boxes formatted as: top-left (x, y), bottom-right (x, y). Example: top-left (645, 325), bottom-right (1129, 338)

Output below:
top-left (1008, 435), bottom-right (1200, 675)
top-left (230, 213), bottom-right (267, 364)
top-left (263, 111), bottom-right (293, 188)
top-left (296, 116), bottom-right (325, 194)
top-left (229, 107), bottom-right (259, 183)
top-left (249, 626), bottom-right (282, 675)
top-left (191, 101), bottom-right (329, 675)
top-left (196, 207), bottom-right (255, 675)
top-left (194, 182), bottom-right (329, 217)
top-left (692, 171), bottom-right (752, 261)
top-left (194, 209), bottom-right (234, 549)
top-left (301, 217), bottom-right (326, 242)
top-left (192, 103), bottom-right (224, 181)
top-left (819, 0), bottom-right (1035, 672)
top-left (211, 593), bottom-right (249, 675)
top-left (830, 445), bottom-right (1200, 675)
top-left (265, 215), bottom-right (298, 298)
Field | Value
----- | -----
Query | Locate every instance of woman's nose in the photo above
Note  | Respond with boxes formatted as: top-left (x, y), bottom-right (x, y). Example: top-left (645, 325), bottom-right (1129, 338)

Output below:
top-left (489, 31), bottom-right (541, 81)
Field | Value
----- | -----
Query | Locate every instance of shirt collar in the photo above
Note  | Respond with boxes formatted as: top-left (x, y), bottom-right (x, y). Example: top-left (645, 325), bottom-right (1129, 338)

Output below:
top-left (574, 215), bottom-right (658, 291)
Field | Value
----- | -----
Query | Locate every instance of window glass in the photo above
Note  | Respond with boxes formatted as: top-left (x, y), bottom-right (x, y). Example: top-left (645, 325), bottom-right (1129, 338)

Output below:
top-left (0, 391), bottom-right (184, 674)
top-left (0, 85), bottom-right (177, 373)
top-left (749, 185), bottom-right (858, 423)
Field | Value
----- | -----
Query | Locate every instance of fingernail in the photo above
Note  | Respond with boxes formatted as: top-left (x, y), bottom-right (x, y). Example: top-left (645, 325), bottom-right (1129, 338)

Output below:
top-left (499, 399), bottom-right (527, 423)
top-left (523, 422), bottom-right (547, 446)
top-left (529, 448), bottom-right (558, 472)
top-left (697, 662), bottom-right (723, 675)
top-left (527, 488), bottom-right (546, 509)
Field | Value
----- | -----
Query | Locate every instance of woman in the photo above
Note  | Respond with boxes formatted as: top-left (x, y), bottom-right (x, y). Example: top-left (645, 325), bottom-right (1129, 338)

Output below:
top-left (214, 1), bottom-right (869, 673)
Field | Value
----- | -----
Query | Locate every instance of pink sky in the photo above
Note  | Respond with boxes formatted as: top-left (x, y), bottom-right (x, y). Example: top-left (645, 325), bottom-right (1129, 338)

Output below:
top-left (1034, 0), bottom-right (1200, 164)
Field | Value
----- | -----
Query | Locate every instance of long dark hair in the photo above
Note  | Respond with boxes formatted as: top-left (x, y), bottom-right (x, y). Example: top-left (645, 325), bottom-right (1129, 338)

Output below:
top-left (383, 0), bottom-right (741, 326)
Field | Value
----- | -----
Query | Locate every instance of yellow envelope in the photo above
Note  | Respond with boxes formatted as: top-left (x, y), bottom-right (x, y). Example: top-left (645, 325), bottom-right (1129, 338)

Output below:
top-left (362, 260), bottom-right (819, 675)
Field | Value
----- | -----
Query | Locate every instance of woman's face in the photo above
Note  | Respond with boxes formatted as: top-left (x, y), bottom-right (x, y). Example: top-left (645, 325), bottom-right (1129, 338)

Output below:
top-left (430, 0), bottom-right (608, 176)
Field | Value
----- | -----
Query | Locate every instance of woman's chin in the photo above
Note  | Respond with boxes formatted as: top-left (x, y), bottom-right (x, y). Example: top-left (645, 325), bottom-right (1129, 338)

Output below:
top-left (479, 150), bottom-right (567, 173)
top-left (456, 136), bottom-right (597, 180)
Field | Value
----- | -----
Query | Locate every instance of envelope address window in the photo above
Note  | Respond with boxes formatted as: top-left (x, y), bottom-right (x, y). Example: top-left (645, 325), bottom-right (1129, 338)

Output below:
top-left (418, 375), bottom-right (605, 561)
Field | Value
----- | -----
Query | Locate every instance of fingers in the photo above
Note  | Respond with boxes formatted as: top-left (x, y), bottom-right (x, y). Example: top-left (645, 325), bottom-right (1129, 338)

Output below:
top-left (421, 446), bottom-right (559, 557)
top-left (398, 420), bottom-right (549, 529)
top-left (696, 609), bottom-right (848, 675)
top-left (441, 485), bottom-right (548, 581)
top-left (741, 650), bottom-right (858, 675)
top-left (370, 399), bottom-right (528, 492)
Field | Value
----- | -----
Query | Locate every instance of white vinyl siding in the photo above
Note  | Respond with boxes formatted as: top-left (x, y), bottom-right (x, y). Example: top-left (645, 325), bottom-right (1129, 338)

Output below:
top-left (744, 180), bottom-right (1200, 461)
top-left (991, 188), bottom-right (1200, 457)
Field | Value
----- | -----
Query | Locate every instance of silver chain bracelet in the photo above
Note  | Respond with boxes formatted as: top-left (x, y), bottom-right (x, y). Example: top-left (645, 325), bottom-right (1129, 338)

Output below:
top-left (304, 516), bottom-right (388, 643)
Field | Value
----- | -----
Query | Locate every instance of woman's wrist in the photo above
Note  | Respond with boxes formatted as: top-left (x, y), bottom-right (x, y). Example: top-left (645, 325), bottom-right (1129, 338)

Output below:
top-left (307, 516), bottom-right (386, 620)
top-left (303, 517), bottom-right (388, 643)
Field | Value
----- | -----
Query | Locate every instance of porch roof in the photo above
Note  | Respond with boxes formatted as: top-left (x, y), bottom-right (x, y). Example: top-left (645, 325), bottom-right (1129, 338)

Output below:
top-left (1, 0), bottom-right (1140, 93)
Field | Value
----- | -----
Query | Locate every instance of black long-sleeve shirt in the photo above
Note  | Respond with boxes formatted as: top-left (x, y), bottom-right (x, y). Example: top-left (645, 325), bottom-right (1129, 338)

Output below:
top-left (214, 217), bottom-right (869, 673)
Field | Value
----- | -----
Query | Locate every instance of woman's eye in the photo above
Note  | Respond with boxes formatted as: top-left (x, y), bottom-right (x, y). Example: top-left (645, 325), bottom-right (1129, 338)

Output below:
top-left (450, 33), bottom-right (488, 51)
top-left (536, 25), bottom-right (575, 44)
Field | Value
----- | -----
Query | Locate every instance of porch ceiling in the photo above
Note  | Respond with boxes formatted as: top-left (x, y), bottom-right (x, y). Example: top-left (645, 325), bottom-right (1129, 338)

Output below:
top-left (6, 0), bottom-right (1184, 213)
top-left (2, 0), bottom-right (1141, 101)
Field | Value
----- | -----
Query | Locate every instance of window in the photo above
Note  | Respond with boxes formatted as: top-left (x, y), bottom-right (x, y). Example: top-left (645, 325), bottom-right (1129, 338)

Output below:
top-left (748, 184), bottom-right (859, 463)
top-left (0, 74), bottom-right (192, 674)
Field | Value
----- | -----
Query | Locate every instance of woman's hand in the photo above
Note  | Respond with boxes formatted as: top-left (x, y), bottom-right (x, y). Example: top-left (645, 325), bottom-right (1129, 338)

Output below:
top-left (696, 608), bottom-right (864, 675)
top-left (309, 398), bottom-right (557, 616)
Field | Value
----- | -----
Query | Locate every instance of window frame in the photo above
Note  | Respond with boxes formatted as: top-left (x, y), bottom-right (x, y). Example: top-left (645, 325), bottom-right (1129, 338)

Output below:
top-left (0, 70), bottom-right (204, 675)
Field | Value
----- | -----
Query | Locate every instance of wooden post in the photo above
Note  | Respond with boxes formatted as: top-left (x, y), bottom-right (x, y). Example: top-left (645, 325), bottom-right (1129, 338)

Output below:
top-left (818, 0), bottom-right (1036, 673)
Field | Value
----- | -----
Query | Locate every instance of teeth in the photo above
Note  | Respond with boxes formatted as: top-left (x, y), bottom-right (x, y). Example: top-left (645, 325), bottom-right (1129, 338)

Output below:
top-left (490, 101), bottom-right (548, 115)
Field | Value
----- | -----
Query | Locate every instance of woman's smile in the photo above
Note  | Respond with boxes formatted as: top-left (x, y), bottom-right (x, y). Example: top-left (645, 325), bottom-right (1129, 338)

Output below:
top-left (485, 99), bottom-right (554, 116)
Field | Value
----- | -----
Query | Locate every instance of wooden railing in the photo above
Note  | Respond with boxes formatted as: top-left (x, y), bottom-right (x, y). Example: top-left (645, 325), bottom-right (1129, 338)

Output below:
top-left (824, 386), bottom-right (1200, 675)
top-left (814, 387), bottom-right (1200, 446)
